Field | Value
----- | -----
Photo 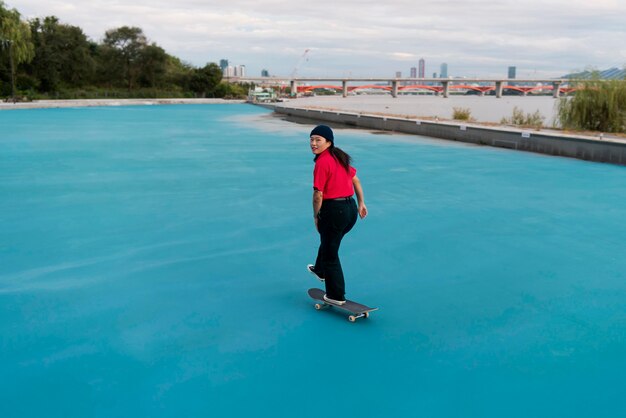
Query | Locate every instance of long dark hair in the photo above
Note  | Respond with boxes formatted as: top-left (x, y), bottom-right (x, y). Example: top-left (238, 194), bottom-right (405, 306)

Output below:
top-left (315, 144), bottom-right (352, 172)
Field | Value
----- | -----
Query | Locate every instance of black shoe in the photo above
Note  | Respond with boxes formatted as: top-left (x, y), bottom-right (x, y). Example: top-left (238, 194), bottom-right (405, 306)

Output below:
top-left (307, 264), bottom-right (325, 282)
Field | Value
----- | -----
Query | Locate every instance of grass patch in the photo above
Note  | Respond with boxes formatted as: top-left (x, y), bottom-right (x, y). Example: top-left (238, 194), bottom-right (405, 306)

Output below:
top-left (452, 107), bottom-right (472, 121)
top-left (501, 107), bottom-right (545, 129)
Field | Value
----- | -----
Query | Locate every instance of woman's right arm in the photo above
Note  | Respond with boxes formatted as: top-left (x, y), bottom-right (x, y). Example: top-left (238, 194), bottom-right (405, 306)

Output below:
top-left (352, 175), bottom-right (368, 219)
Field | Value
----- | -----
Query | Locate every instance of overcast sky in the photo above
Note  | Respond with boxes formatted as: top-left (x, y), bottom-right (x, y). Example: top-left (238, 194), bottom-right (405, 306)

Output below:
top-left (7, 0), bottom-right (626, 78)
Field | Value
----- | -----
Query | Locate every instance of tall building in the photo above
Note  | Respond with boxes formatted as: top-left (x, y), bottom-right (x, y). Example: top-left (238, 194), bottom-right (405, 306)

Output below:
top-left (261, 69), bottom-right (270, 77)
top-left (440, 63), bottom-right (448, 78)
top-left (419, 58), bottom-right (425, 78)
top-left (410, 67), bottom-right (417, 78)
top-left (395, 71), bottom-right (402, 78)
top-left (220, 59), bottom-right (229, 73)
top-left (222, 63), bottom-right (246, 77)
top-left (508, 66), bottom-right (516, 79)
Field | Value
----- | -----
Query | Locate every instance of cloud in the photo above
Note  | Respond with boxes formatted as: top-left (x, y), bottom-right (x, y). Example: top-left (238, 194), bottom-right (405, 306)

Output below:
top-left (390, 52), bottom-right (417, 61)
top-left (8, 0), bottom-right (626, 77)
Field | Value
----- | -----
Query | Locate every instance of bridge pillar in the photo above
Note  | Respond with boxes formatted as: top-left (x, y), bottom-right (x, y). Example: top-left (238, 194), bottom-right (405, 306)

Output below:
top-left (290, 80), bottom-right (297, 97)
top-left (442, 81), bottom-right (449, 98)
top-left (342, 80), bottom-right (348, 98)
top-left (391, 80), bottom-right (398, 98)
top-left (553, 81), bottom-right (562, 98)
top-left (495, 81), bottom-right (503, 98)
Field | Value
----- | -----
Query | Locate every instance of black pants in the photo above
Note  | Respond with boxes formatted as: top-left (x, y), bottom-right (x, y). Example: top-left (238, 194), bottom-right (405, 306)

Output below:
top-left (314, 197), bottom-right (358, 300)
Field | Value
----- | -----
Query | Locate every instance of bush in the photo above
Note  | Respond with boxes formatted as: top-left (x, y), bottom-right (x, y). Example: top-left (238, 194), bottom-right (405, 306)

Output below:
top-left (213, 82), bottom-right (251, 99)
top-left (452, 107), bottom-right (472, 121)
top-left (23, 87), bottom-right (191, 100)
top-left (501, 107), bottom-right (545, 129)
top-left (557, 79), bottom-right (626, 133)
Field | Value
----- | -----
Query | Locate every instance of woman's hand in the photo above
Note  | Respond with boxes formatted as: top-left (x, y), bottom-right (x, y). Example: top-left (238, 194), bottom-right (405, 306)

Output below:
top-left (314, 216), bottom-right (319, 231)
top-left (358, 203), bottom-right (368, 219)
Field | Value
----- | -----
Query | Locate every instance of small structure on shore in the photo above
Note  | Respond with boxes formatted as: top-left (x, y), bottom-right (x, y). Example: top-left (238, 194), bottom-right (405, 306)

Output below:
top-left (248, 87), bottom-right (278, 103)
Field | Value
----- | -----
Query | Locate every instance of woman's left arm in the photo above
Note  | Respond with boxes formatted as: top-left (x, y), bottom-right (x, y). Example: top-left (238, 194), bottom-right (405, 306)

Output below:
top-left (352, 175), bottom-right (368, 219)
top-left (313, 190), bottom-right (323, 230)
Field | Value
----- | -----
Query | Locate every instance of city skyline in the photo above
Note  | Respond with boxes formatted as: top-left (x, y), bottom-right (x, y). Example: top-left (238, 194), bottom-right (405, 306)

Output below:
top-left (7, 0), bottom-right (626, 78)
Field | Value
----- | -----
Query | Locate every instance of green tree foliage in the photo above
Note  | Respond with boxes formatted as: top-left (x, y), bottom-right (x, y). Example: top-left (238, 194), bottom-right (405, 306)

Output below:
top-left (163, 55), bottom-right (194, 90)
top-left (213, 81), bottom-right (254, 99)
top-left (0, 3), bottom-right (248, 100)
top-left (0, 1), bottom-right (35, 97)
top-left (557, 79), bottom-right (626, 133)
top-left (189, 63), bottom-right (222, 97)
top-left (0, 3), bottom-right (34, 65)
top-left (102, 26), bottom-right (147, 89)
top-left (137, 43), bottom-right (167, 88)
top-left (28, 16), bottom-right (95, 91)
top-left (98, 26), bottom-right (171, 90)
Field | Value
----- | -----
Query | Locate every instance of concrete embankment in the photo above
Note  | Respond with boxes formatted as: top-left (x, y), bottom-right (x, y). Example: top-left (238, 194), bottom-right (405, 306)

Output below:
top-left (263, 103), bottom-right (626, 166)
top-left (0, 98), bottom-right (245, 110)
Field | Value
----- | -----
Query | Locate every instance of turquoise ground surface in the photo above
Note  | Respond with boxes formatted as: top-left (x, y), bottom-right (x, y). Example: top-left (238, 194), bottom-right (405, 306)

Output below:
top-left (1, 104), bottom-right (625, 417)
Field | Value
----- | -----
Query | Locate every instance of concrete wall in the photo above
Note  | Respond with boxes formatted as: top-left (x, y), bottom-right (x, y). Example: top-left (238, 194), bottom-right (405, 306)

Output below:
top-left (266, 105), bottom-right (626, 166)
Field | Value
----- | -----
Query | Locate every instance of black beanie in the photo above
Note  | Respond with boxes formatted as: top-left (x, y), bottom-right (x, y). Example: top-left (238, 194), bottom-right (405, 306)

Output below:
top-left (310, 125), bottom-right (334, 143)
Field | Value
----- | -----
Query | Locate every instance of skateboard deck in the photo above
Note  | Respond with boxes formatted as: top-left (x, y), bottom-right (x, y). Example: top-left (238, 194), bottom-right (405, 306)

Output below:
top-left (308, 288), bottom-right (378, 322)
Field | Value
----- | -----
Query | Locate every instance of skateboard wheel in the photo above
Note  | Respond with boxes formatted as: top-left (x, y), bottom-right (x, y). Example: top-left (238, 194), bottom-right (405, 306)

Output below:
top-left (364, 312), bottom-right (370, 319)
top-left (315, 303), bottom-right (322, 310)
top-left (348, 315), bottom-right (356, 322)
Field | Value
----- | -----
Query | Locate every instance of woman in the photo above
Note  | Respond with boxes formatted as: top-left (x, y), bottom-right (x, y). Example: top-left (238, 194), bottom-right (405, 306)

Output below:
top-left (307, 125), bottom-right (367, 305)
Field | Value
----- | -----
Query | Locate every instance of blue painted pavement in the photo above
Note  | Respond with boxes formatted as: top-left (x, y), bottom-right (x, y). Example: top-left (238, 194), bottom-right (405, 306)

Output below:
top-left (1, 104), bottom-right (625, 417)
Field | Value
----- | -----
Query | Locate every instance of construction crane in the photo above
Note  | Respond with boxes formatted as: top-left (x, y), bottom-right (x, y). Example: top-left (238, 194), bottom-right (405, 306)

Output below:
top-left (290, 49), bottom-right (310, 78)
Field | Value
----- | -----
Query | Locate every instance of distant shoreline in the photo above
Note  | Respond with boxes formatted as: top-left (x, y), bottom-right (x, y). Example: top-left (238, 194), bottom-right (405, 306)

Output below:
top-left (0, 98), bottom-right (246, 110)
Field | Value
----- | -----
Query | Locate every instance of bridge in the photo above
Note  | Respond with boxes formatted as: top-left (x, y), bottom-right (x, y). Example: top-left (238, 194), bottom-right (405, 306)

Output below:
top-left (225, 76), bottom-right (574, 98)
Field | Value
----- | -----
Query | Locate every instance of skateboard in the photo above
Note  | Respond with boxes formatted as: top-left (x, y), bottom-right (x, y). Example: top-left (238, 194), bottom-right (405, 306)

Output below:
top-left (308, 288), bottom-right (378, 322)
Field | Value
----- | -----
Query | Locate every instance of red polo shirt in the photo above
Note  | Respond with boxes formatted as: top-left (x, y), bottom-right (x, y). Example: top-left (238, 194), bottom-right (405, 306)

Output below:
top-left (313, 149), bottom-right (356, 199)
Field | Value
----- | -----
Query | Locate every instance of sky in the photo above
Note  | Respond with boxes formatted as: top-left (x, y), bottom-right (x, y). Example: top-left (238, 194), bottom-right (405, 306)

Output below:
top-left (6, 0), bottom-right (626, 79)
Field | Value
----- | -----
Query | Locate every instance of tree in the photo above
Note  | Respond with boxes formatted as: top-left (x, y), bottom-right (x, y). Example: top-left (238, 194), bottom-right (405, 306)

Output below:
top-left (189, 63), bottom-right (222, 97)
top-left (102, 26), bottom-right (147, 89)
top-left (0, 1), bottom-right (34, 98)
top-left (163, 55), bottom-right (194, 91)
top-left (28, 16), bottom-right (95, 91)
top-left (94, 42), bottom-right (124, 88)
top-left (137, 43), bottom-right (167, 88)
